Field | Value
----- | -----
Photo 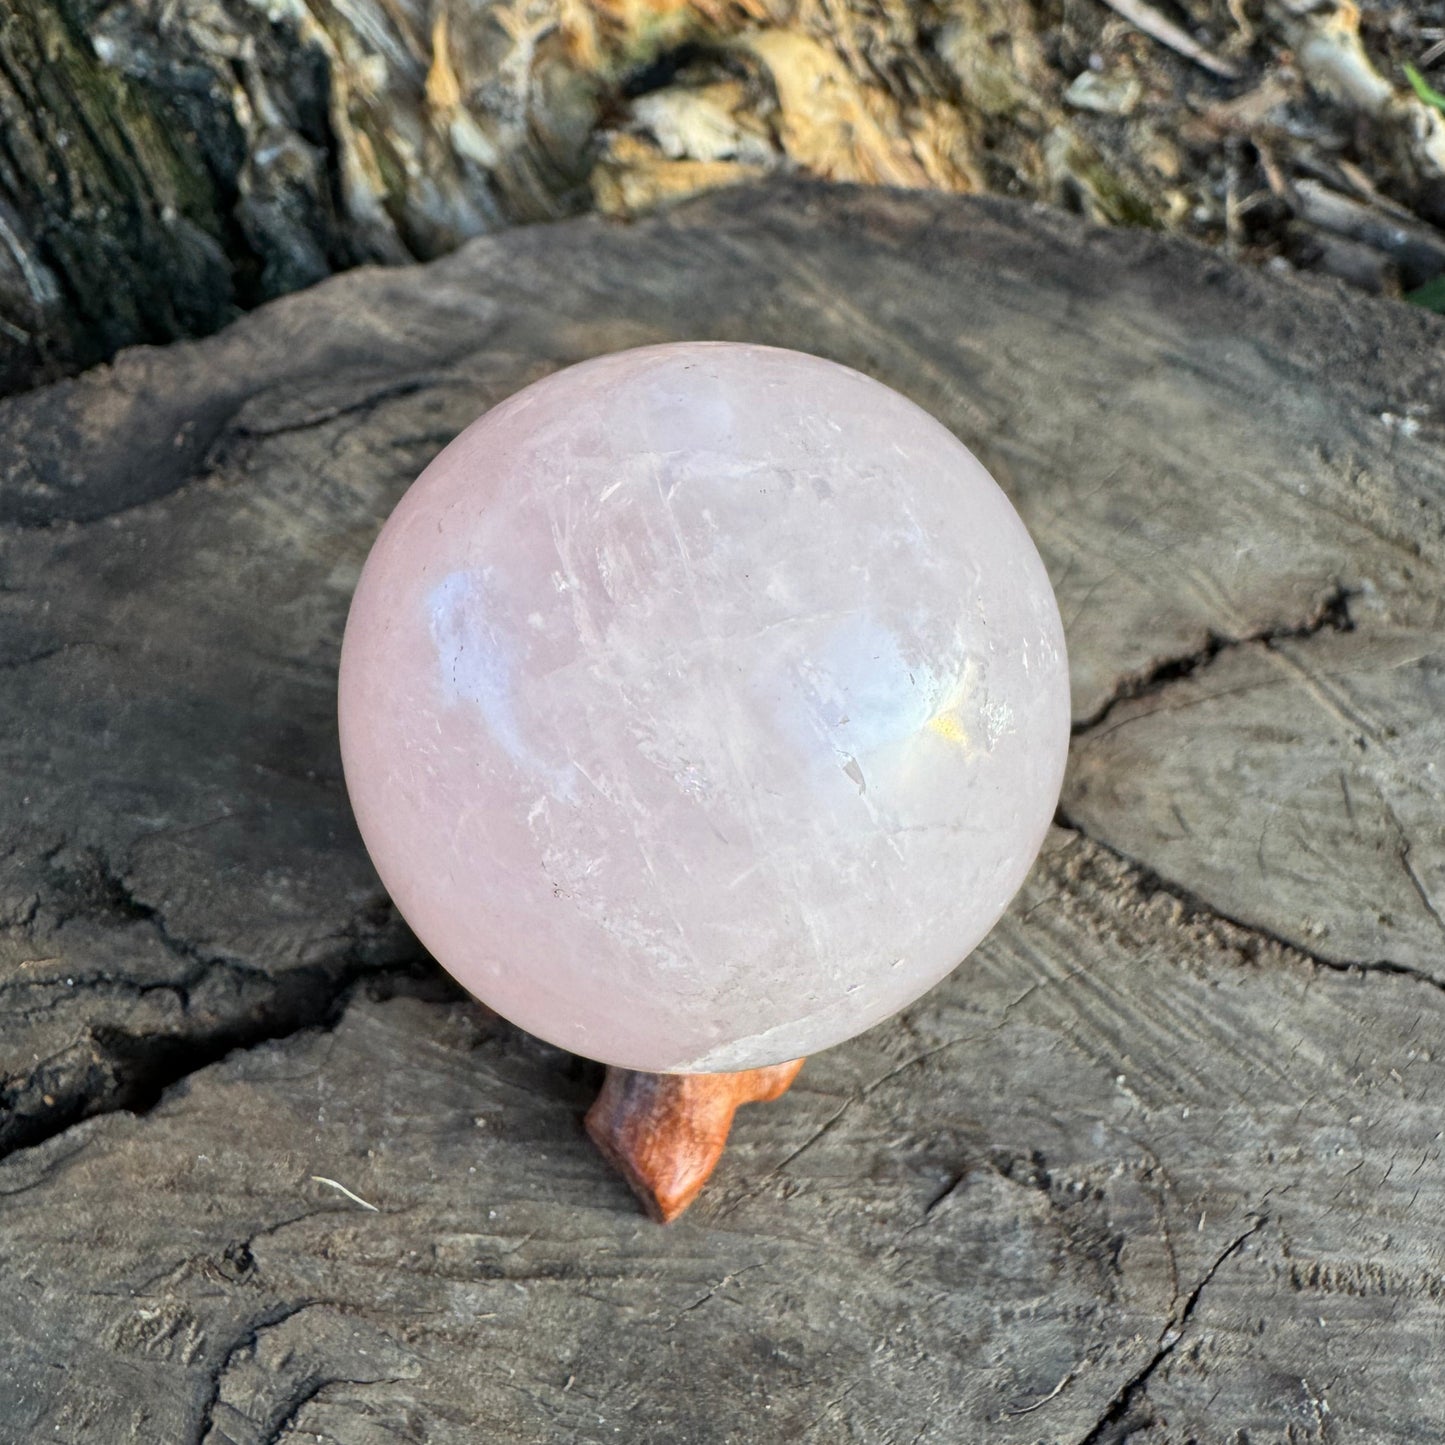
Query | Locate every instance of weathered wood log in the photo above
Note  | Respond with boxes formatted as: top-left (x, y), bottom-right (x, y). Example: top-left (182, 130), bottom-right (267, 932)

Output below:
top-left (0, 181), bottom-right (1442, 1441)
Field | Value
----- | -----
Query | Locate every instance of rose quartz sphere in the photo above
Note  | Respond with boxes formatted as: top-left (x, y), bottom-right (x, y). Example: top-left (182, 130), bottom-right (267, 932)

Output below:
top-left (339, 343), bottom-right (1069, 1072)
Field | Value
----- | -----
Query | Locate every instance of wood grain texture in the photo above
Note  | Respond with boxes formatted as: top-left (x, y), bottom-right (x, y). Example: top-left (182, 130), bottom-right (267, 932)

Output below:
top-left (0, 180), bottom-right (1442, 1442)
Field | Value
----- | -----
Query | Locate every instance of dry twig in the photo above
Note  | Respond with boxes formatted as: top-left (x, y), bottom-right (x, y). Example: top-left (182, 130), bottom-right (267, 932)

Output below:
top-left (1097, 0), bottom-right (1241, 79)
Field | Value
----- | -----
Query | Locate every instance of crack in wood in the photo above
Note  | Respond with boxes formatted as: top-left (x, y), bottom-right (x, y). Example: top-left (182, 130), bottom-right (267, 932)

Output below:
top-left (1054, 808), bottom-right (1445, 998)
top-left (0, 867), bottom-right (434, 1166)
top-left (190, 1300), bottom-right (325, 1445)
top-left (0, 837), bottom-right (437, 1163)
top-left (1381, 799), bottom-right (1445, 941)
top-left (226, 377), bottom-right (433, 441)
top-left (0, 963), bottom-right (433, 1155)
top-left (1070, 584), bottom-right (1356, 739)
top-left (0, 640), bottom-right (112, 674)
top-left (1073, 1214), bottom-right (1268, 1445)
top-left (257, 1370), bottom-right (407, 1445)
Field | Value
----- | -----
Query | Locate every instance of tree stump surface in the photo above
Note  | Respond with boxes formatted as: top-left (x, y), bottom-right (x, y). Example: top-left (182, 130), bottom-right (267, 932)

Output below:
top-left (1, 181), bottom-right (1442, 1443)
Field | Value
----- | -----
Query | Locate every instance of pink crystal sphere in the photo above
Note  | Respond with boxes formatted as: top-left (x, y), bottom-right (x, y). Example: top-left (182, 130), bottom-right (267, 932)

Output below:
top-left (339, 343), bottom-right (1069, 1072)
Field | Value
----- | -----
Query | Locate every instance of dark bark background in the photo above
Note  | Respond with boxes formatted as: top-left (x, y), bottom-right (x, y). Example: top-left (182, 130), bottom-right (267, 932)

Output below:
top-left (0, 181), bottom-right (1442, 1441)
top-left (3, 0), bottom-right (1445, 394)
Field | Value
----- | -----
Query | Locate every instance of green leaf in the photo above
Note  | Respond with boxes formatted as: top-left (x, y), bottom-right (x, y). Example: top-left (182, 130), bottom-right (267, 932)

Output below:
top-left (1406, 274), bottom-right (1445, 313)
top-left (1404, 64), bottom-right (1445, 113)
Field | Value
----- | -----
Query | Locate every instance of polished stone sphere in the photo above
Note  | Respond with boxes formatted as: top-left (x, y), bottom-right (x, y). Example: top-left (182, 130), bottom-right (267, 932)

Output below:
top-left (339, 343), bottom-right (1069, 1072)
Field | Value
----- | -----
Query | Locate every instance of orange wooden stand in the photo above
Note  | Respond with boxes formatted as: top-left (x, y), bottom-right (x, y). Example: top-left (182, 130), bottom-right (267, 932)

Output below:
top-left (585, 1060), bottom-right (805, 1222)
